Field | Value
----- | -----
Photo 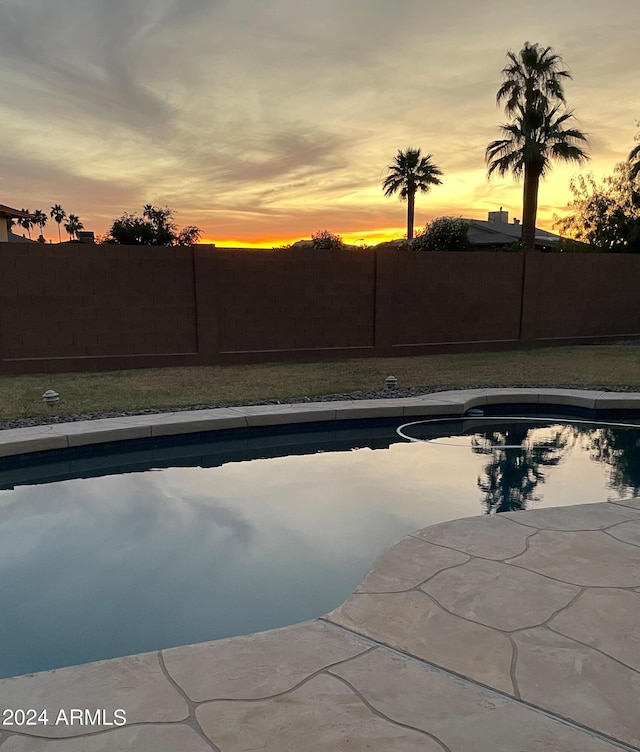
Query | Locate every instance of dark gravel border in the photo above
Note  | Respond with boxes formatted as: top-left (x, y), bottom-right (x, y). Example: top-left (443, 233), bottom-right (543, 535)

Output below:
top-left (1, 383), bottom-right (636, 432)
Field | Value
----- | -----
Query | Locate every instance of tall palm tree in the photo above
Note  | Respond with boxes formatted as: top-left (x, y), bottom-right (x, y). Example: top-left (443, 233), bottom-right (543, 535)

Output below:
top-left (18, 210), bottom-right (33, 239)
top-left (64, 214), bottom-right (83, 241)
top-left (487, 104), bottom-right (589, 250)
top-left (32, 209), bottom-right (48, 241)
top-left (486, 42), bottom-right (588, 251)
top-left (50, 204), bottom-right (67, 243)
top-left (382, 148), bottom-right (443, 240)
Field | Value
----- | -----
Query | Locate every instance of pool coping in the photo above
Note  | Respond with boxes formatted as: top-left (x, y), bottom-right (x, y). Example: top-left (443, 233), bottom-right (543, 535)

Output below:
top-left (2, 386), bottom-right (640, 458)
top-left (2, 389), bottom-right (640, 751)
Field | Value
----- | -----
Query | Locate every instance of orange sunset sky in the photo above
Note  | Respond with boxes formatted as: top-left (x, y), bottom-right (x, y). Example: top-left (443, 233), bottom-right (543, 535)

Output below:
top-left (0, 0), bottom-right (637, 248)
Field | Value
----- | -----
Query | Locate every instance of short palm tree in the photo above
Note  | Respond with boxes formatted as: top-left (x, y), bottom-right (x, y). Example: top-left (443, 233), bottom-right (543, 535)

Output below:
top-left (32, 209), bottom-right (48, 240)
top-left (382, 148), bottom-right (443, 240)
top-left (64, 214), bottom-right (83, 241)
top-left (486, 42), bottom-right (588, 250)
top-left (18, 210), bottom-right (33, 239)
top-left (50, 204), bottom-right (67, 243)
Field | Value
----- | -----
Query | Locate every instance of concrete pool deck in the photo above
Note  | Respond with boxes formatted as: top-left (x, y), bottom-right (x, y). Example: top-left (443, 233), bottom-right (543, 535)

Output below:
top-left (1, 389), bottom-right (640, 751)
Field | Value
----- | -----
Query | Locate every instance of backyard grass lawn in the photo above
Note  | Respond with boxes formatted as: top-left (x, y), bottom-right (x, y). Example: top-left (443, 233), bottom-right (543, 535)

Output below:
top-left (0, 345), bottom-right (639, 421)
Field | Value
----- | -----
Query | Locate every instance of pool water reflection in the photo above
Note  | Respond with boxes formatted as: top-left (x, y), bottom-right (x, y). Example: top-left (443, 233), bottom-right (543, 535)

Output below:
top-left (1, 415), bottom-right (638, 679)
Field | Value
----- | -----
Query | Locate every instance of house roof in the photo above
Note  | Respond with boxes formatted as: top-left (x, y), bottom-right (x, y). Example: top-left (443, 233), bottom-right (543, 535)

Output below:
top-left (468, 229), bottom-right (522, 245)
top-left (8, 231), bottom-right (37, 243)
top-left (0, 204), bottom-right (32, 219)
top-left (465, 213), bottom-right (561, 246)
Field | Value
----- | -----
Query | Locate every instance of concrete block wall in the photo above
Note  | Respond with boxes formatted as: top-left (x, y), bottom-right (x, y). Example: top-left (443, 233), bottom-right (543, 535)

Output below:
top-left (1, 242), bottom-right (640, 374)
top-left (0, 244), bottom-right (198, 373)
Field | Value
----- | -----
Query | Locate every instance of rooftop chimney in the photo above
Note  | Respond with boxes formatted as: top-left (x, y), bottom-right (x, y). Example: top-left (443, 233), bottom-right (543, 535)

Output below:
top-left (488, 208), bottom-right (509, 224)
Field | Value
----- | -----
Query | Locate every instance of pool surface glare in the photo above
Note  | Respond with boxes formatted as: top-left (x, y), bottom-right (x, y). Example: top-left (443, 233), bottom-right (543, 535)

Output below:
top-left (1, 409), bottom-right (640, 679)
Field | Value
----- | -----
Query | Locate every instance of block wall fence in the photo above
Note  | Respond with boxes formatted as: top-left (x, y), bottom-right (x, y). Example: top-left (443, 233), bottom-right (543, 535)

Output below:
top-left (0, 242), bottom-right (639, 374)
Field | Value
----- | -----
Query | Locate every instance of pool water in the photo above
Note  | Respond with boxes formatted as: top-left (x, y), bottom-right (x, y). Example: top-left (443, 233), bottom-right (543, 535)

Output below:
top-left (1, 413), bottom-right (639, 679)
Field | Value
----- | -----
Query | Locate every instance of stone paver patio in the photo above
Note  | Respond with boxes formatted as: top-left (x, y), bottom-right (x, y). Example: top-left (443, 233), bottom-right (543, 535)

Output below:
top-left (1, 390), bottom-right (640, 751)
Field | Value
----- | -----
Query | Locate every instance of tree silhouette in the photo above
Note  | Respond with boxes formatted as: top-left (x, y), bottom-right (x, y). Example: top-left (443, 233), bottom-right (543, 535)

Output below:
top-left (472, 422), bottom-right (573, 513)
top-left (177, 225), bottom-right (202, 247)
top-left (486, 42), bottom-right (588, 251)
top-left (50, 204), bottom-right (66, 243)
top-left (382, 148), bottom-right (443, 241)
top-left (553, 165), bottom-right (640, 252)
top-left (32, 209), bottom-right (48, 241)
top-left (64, 214), bottom-right (83, 241)
top-left (576, 425), bottom-right (640, 496)
top-left (142, 204), bottom-right (176, 242)
top-left (311, 229), bottom-right (343, 249)
top-left (18, 210), bottom-right (33, 239)
top-left (107, 205), bottom-right (200, 246)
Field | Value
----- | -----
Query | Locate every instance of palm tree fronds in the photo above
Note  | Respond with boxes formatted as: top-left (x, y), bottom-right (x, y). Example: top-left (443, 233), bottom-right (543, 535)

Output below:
top-left (549, 142), bottom-right (589, 165)
top-left (382, 147), bottom-right (444, 240)
top-left (50, 204), bottom-right (66, 242)
top-left (488, 41), bottom-right (588, 251)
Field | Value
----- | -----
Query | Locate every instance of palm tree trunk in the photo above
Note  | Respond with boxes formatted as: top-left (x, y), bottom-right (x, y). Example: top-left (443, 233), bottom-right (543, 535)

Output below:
top-left (522, 164), bottom-right (541, 251)
top-left (57, 223), bottom-right (62, 243)
top-left (407, 189), bottom-right (415, 240)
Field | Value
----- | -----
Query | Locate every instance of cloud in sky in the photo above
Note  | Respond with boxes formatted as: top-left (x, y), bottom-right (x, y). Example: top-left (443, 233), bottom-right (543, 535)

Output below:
top-left (0, 0), bottom-right (638, 245)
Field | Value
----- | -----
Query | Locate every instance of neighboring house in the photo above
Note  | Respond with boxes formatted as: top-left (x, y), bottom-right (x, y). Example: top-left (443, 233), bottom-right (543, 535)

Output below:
top-left (376, 210), bottom-right (563, 251)
top-left (466, 208), bottom-right (561, 251)
top-left (0, 205), bottom-right (34, 242)
top-left (8, 232), bottom-right (36, 243)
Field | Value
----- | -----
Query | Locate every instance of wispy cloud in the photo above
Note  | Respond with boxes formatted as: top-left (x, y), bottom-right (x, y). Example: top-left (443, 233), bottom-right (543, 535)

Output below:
top-left (0, 0), bottom-right (637, 242)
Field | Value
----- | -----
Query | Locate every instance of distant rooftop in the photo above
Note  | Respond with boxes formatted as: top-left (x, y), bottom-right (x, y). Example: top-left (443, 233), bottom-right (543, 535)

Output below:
top-left (0, 204), bottom-right (32, 219)
top-left (8, 232), bottom-right (36, 243)
top-left (466, 208), bottom-right (560, 247)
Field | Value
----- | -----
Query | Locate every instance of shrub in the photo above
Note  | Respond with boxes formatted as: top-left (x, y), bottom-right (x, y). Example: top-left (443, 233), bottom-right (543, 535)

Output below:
top-left (106, 205), bottom-right (202, 246)
top-left (555, 237), bottom-right (599, 253)
top-left (311, 229), bottom-right (344, 250)
top-left (412, 216), bottom-right (472, 252)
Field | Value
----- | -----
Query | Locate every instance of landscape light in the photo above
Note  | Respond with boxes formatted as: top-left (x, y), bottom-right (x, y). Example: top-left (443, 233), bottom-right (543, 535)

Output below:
top-left (42, 389), bottom-right (60, 407)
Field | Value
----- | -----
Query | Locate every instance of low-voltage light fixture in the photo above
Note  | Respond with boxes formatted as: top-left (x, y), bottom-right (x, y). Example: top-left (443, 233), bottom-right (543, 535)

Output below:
top-left (42, 389), bottom-right (60, 407)
top-left (385, 375), bottom-right (398, 389)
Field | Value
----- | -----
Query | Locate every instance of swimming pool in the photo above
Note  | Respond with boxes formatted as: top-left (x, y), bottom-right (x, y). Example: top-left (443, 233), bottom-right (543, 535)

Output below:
top-left (1, 409), bottom-right (639, 679)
